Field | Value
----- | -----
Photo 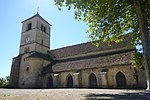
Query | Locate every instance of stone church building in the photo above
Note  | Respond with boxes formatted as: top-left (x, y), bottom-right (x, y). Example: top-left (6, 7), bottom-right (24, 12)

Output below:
top-left (10, 13), bottom-right (146, 89)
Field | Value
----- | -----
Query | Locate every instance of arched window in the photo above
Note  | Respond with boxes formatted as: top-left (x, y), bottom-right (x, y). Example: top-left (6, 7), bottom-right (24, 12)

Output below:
top-left (47, 75), bottom-right (53, 88)
top-left (89, 73), bottom-right (97, 88)
top-left (116, 72), bottom-right (127, 88)
top-left (66, 74), bottom-right (73, 88)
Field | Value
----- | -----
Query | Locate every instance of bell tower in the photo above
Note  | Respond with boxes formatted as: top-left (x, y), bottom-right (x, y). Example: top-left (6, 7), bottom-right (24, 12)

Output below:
top-left (19, 13), bottom-right (51, 54)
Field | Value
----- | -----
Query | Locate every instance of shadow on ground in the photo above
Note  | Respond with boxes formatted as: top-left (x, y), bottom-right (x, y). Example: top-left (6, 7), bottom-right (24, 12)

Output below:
top-left (84, 90), bottom-right (150, 100)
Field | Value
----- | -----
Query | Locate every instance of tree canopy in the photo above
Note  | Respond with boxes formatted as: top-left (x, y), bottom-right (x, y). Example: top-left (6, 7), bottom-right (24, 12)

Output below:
top-left (54, 0), bottom-right (149, 45)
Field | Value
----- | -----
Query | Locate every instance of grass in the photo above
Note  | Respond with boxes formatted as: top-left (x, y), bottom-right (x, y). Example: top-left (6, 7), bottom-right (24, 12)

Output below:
top-left (37, 97), bottom-right (40, 100)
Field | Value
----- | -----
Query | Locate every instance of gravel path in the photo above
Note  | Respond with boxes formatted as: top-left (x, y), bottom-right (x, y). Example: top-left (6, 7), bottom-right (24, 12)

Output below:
top-left (0, 89), bottom-right (150, 100)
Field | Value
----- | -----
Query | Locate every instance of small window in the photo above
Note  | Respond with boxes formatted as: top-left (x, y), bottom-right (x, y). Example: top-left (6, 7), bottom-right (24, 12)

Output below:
top-left (26, 67), bottom-right (29, 71)
top-left (27, 23), bottom-right (32, 31)
top-left (41, 24), bottom-right (46, 33)
top-left (41, 24), bottom-right (43, 31)
top-left (43, 26), bottom-right (46, 32)
top-left (28, 47), bottom-right (30, 52)
top-left (24, 47), bottom-right (30, 53)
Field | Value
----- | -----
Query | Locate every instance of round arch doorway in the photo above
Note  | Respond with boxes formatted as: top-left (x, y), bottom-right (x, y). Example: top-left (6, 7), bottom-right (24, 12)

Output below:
top-left (116, 72), bottom-right (127, 88)
top-left (89, 73), bottom-right (97, 88)
top-left (66, 74), bottom-right (73, 88)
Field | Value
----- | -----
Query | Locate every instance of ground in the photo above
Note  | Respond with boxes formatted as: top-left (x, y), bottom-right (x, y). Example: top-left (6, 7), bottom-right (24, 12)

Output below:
top-left (0, 89), bottom-right (150, 100)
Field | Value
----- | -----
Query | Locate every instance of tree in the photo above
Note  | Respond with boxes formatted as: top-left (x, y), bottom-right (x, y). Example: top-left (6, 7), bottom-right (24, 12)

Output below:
top-left (0, 76), bottom-right (10, 87)
top-left (0, 77), bottom-right (6, 86)
top-left (54, 0), bottom-right (150, 89)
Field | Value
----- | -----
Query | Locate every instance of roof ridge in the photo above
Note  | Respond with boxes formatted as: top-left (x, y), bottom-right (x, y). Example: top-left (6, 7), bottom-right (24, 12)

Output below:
top-left (51, 42), bottom-right (92, 51)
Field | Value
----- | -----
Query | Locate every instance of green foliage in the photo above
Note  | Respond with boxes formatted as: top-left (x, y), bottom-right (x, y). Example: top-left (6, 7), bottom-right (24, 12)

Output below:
top-left (54, 0), bottom-right (149, 45)
top-left (0, 78), bottom-right (6, 86)
top-left (131, 51), bottom-right (143, 68)
top-left (0, 76), bottom-right (10, 87)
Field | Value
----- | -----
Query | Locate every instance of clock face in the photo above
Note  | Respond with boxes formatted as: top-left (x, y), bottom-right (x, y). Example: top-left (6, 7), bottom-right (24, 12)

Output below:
top-left (25, 37), bottom-right (30, 43)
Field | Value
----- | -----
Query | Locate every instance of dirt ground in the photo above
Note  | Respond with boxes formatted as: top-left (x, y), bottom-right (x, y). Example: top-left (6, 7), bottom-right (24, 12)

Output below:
top-left (0, 89), bottom-right (150, 100)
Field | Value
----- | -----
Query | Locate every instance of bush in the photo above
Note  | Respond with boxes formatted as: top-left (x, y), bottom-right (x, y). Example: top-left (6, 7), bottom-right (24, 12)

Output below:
top-left (0, 76), bottom-right (10, 88)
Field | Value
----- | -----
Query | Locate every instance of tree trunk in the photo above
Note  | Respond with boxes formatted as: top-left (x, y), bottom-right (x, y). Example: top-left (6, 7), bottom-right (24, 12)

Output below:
top-left (133, 1), bottom-right (150, 89)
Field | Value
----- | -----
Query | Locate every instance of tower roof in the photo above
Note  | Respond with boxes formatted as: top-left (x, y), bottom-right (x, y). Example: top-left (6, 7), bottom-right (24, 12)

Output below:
top-left (22, 13), bottom-right (51, 26)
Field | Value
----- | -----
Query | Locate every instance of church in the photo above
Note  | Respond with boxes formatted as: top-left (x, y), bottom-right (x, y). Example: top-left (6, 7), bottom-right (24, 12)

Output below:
top-left (10, 13), bottom-right (146, 89)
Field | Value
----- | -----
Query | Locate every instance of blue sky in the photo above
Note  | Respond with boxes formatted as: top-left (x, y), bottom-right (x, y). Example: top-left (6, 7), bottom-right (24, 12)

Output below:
top-left (0, 0), bottom-right (88, 77)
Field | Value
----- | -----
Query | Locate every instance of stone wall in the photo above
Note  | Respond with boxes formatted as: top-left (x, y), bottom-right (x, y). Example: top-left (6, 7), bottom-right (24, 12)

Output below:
top-left (44, 64), bottom-right (138, 88)
top-left (80, 69), bottom-right (102, 88)
top-left (22, 16), bottom-right (37, 33)
top-left (107, 65), bottom-right (137, 88)
top-left (18, 53), bottom-right (50, 88)
top-left (10, 55), bottom-right (22, 88)
top-left (19, 29), bottom-right (50, 54)
top-left (37, 16), bottom-right (50, 35)
top-left (20, 14), bottom-right (50, 55)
